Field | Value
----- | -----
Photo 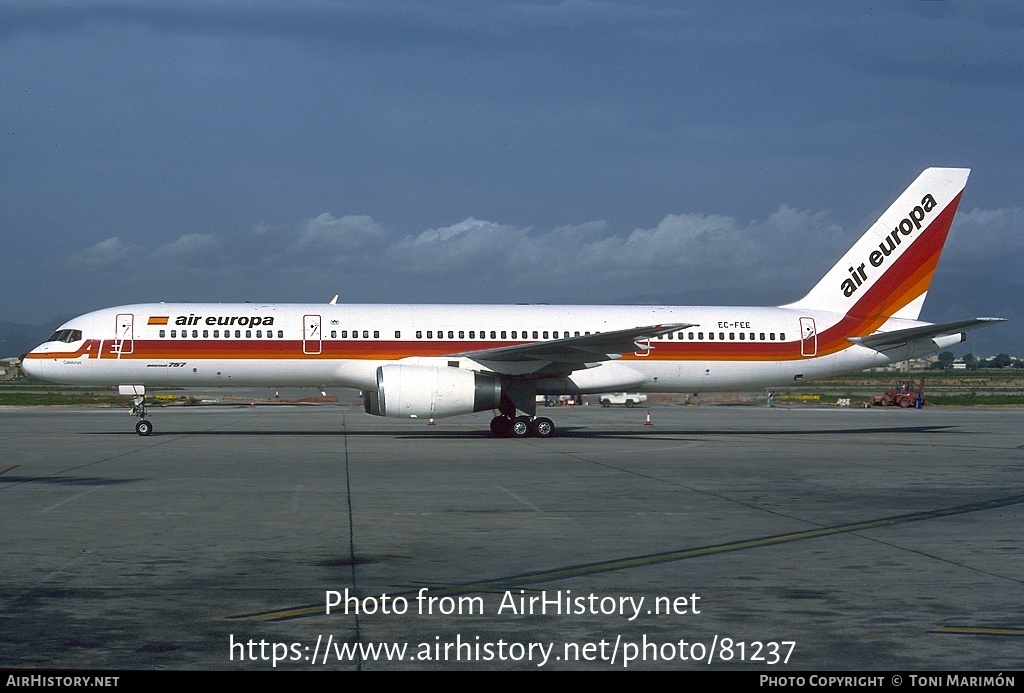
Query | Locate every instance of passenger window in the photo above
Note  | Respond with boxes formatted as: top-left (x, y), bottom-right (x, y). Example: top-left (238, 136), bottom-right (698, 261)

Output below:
top-left (373, 331), bottom-right (379, 338)
top-left (729, 332), bottom-right (735, 340)
top-left (708, 332), bottom-right (714, 340)
top-left (738, 333), bottom-right (745, 340)
top-left (770, 333), bottom-right (776, 340)
top-left (459, 331), bottom-right (465, 339)
top-left (160, 330), bottom-right (166, 338)
top-left (245, 330), bottom-right (251, 338)
top-left (780, 333), bottom-right (786, 340)
top-left (278, 330), bottom-right (283, 338)
top-left (469, 331), bottom-right (475, 339)
top-left (363, 330), bottom-right (369, 338)
top-left (500, 331), bottom-right (506, 339)
top-left (394, 331), bottom-right (400, 339)
top-left (426, 331), bottom-right (433, 338)
top-left (490, 331), bottom-right (496, 339)
top-left (759, 333), bottom-right (765, 341)
top-left (416, 331), bottom-right (423, 339)
top-left (329, 330), bottom-right (335, 338)
top-left (532, 331), bottom-right (539, 339)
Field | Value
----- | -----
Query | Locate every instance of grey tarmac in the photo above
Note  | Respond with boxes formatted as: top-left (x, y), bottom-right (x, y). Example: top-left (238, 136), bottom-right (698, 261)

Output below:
top-left (1, 402), bottom-right (1021, 670)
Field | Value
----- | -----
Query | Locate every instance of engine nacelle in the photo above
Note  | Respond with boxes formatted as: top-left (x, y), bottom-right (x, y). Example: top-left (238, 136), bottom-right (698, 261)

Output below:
top-left (363, 364), bottom-right (502, 419)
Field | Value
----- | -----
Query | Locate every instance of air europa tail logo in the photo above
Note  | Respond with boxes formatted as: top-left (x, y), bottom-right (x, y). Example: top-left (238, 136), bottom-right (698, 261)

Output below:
top-left (173, 314), bottom-right (275, 327)
top-left (840, 193), bottom-right (938, 298)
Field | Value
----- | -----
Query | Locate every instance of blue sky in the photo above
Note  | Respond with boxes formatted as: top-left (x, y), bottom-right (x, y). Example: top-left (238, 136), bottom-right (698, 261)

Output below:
top-left (2, 1), bottom-right (1021, 354)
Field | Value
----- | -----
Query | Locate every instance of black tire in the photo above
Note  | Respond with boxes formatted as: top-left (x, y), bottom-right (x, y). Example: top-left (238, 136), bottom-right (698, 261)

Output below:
top-left (135, 420), bottom-right (153, 436)
top-left (601, 400), bottom-right (610, 408)
top-left (534, 417), bottom-right (554, 438)
top-left (625, 400), bottom-right (636, 408)
top-left (512, 416), bottom-right (532, 438)
top-left (490, 416), bottom-right (512, 438)
top-left (898, 397), bottom-right (912, 408)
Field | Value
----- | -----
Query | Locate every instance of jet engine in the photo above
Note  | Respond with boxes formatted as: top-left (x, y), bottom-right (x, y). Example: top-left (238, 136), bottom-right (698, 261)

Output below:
top-left (363, 364), bottom-right (502, 419)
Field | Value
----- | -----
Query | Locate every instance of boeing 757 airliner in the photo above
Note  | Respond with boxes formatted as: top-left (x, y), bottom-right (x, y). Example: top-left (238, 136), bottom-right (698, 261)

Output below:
top-left (23, 168), bottom-right (1004, 437)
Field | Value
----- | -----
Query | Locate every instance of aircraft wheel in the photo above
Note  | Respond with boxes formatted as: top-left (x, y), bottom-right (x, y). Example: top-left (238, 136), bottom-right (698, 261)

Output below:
top-left (490, 416), bottom-right (512, 438)
top-left (533, 417), bottom-right (554, 438)
top-left (512, 416), bottom-right (532, 438)
top-left (135, 420), bottom-right (153, 436)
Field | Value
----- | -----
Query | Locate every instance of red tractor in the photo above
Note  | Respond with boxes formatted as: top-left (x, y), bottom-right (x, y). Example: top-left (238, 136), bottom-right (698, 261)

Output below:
top-left (873, 377), bottom-right (925, 408)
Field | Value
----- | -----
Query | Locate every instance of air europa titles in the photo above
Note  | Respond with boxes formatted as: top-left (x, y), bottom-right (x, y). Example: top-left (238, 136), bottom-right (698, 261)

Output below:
top-left (840, 193), bottom-right (938, 298)
top-left (173, 314), bottom-right (275, 327)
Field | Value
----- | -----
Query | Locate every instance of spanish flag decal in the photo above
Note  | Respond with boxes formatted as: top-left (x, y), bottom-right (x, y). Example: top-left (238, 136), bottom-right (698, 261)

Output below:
top-left (147, 316), bottom-right (169, 325)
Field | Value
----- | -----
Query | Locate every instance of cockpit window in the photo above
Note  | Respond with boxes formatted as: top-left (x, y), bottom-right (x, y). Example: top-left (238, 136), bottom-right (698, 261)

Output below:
top-left (45, 329), bottom-right (83, 343)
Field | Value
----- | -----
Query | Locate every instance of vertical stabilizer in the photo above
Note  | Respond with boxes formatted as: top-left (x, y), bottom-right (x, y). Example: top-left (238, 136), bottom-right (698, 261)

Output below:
top-left (783, 168), bottom-right (969, 320)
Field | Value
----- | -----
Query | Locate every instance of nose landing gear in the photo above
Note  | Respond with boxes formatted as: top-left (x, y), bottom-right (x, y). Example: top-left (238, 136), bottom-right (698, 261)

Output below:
top-left (124, 386), bottom-right (152, 436)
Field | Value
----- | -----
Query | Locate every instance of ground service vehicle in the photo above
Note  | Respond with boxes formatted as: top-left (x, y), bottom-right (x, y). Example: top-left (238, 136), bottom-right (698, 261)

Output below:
top-left (873, 378), bottom-right (925, 408)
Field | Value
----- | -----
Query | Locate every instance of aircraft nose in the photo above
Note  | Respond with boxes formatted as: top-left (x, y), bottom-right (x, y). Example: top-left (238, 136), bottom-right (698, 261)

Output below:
top-left (20, 349), bottom-right (43, 379)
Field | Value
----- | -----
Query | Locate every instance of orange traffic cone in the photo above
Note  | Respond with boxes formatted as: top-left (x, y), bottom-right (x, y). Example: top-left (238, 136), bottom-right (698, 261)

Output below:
top-left (645, 410), bottom-right (652, 425)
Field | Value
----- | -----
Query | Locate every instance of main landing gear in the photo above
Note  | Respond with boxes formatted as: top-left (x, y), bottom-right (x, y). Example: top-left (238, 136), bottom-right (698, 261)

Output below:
top-left (130, 395), bottom-right (154, 436)
top-left (489, 414), bottom-right (555, 438)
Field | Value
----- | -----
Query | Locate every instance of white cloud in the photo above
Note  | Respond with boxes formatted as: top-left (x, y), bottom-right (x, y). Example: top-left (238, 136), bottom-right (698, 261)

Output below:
top-left (945, 207), bottom-right (1024, 265)
top-left (67, 236), bottom-right (141, 270)
top-left (155, 233), bottom-right (220, 257)
top-left (56, 201), bottom-right (1022, 308)
top-left (384, 218), bottom-right (532, 274)
top-left (288, 214), bottom-right (390, 256)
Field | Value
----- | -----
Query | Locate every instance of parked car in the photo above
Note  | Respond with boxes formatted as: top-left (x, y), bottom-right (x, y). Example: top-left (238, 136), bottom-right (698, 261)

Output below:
top-left (598, 393), bottom-right (648, 408)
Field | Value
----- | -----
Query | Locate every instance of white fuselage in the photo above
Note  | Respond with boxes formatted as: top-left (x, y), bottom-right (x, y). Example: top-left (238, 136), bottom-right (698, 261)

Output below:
top-left (23, 302), bottom-right (952, 395)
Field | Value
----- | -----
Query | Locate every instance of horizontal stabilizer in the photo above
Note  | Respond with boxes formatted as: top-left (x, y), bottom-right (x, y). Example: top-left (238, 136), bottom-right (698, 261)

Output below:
top-left (848, 318), bottom-right (1006, 350)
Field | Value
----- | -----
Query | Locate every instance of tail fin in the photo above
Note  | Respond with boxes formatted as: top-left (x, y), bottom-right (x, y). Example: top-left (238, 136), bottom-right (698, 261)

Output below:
top-left (783, 168), bottom-right (969, 320)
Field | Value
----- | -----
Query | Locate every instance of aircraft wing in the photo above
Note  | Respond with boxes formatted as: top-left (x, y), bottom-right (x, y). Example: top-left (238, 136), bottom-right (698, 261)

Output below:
top-left (848, 317), bottom-right (1006, 350)
top-left (453, 322), bottom-right (694, 368)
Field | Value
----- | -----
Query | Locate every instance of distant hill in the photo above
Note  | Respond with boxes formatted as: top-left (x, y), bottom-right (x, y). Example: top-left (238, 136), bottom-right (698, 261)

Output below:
top-left (0, 315), bottom-right (75, 359)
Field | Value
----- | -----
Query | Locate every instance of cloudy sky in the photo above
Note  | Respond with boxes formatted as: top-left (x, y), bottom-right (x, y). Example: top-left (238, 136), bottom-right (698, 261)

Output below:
top-left (2, 1), bottom-right (1021, 353)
